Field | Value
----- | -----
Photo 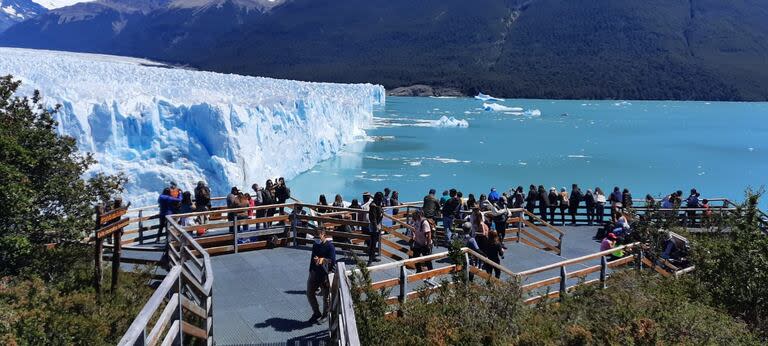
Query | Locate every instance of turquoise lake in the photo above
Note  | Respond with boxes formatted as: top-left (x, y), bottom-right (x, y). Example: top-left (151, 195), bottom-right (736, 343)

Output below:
top-left (289, 96), bottom-right (768, 207)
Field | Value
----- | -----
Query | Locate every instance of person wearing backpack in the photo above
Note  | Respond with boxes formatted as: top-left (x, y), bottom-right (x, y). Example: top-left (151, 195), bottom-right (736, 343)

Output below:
top-left (490, 197), bottom-right (510, 245)
top-left (275, 177), bottom-right (291, 222)
top-left (251, 183), bottom-right (264, 229)
top-left (410, 210), bottom-right (434, 273)
top-left (262, 179), bottom-right (277, 226)
top-left (367, 192), bottom-right (385, 264)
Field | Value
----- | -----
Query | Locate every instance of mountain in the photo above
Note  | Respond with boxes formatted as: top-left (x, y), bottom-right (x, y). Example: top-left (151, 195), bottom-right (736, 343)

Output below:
top-left (0, 0), bottom-right (46, 32)
top-left (32, 0), bottom-right (93, 9)
top-left (2, 0), bottom-right (768, 101)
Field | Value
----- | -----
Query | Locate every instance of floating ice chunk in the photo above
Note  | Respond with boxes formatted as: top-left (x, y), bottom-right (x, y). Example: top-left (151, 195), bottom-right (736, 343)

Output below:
top-left (419, 174), bottom-right (431, 177)
top-left (432, 116), bottom-right (469, 128)
top-left (475, 92), bottom-right (504, 101)
top-left (613, 101), bottom-right (632, 106)
top-left (483, 103), bottom-right (523, 112)
top-left (525, 109), bottom-right (542, 117)
top-left (407, 161), bottom-right (422, 166)
top-left (567, 155), bottom-right (592, 159)
top-left (748, 147), bottom-right (755, 152)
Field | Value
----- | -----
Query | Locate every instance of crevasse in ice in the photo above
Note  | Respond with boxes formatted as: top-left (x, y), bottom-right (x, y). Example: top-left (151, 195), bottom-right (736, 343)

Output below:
top-left (0, 48), bottom-right (385, 206)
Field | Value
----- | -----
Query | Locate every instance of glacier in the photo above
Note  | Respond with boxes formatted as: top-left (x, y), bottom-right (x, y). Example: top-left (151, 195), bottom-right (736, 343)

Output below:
top-left (0, 47), bottom-right (385, 206)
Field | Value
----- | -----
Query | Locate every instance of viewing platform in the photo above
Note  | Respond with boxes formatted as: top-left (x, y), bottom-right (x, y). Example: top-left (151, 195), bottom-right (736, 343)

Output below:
top-left (104, 196), bottom-right (765, 345)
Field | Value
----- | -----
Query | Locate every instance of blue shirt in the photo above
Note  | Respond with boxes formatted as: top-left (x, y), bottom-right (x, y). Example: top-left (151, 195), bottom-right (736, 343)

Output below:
top-left (309, 239), bottom-right (336, 273)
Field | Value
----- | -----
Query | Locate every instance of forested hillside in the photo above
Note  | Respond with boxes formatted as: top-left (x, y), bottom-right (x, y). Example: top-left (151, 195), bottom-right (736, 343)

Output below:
top-left (2, 0), bottom-right (767, 100)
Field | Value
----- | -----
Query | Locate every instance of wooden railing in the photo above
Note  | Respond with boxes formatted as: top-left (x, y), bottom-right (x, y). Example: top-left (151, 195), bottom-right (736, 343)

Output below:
top-left (354, 243), bottom-right (667, 315)
top-left (118, 216), bottom-right (214, 346)
top-left (329, 262), bottom-right (360, 345)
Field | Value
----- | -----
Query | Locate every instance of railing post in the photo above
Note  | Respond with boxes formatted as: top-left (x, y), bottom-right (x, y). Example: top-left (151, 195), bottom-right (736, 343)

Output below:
top-left (233, 216), bottom-right (239, 254)
top-left (177, 273), bottom-right (183, 346)
top-left (399, 265), bottom-right (407, 307)
top-left (138, 210), bottom-right (144, 245)
top-left (636, 249), bottom-right (643, 270)
top-left (557, 234), bottom-right (563, 255)
top-left (599, 256), bottom-right (607, 289)
top-left (290, 207), bottom-right (298, 247)
top-left (463, 252), bottom-right (470, 283)
top-left (559, 266), bottom-right (567, 301)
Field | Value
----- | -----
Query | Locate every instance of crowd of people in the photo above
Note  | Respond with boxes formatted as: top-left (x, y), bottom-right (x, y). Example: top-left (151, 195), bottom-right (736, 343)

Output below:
top-left (152, 180), bottom-right (717, 324)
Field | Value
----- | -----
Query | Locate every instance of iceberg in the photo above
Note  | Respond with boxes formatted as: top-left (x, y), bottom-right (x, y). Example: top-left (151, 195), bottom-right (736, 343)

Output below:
top-left (474, 92), bottom-right (504, 101)
top-left (483, 103), bottom-right (523, 112)
top-left (0, 47), bottom-right (385, 206)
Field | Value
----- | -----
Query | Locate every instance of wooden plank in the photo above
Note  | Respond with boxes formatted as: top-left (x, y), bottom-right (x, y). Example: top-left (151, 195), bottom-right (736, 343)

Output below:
top-left (380, 237), bottom-right (410, 254)
top-left (469, 266), bottom-right (501, 283)
top-left (182, 297), bottom-right (207, 319)
top-left (147, 294), bottom-right (179, 346)
top-left (567, 265), bottom-right (601, 279)
top-left (100, 206), bottom-right (129, 224)
top-left (380, 248), bottom-right (405, 262)
top-left (608, 256), bottom-right (636, 268)
top-left (236, 215), bottom-right (290, 226)
top-left (518, 228), bottom-right (559, 253)
top-left (407, 265), bottom-right (457, 283)
top-left (382, 227), bottom-right (411, 242)
top-left (181, 321), bottom-right (208, 340)
top-left (641, 257), bottom-right (672, 277)
top-left (524, 291), bottom-right (559, 305)
top-left (96, 218), bottom-right (130, 239)
top-left (522, 222), bottom-right (560, 243)
top-left (370, 278), bottom-right (400, 291)
top-left (160, 320), bottom-right (179, 346)
top-left (521, 276), bottom-right (561, 293)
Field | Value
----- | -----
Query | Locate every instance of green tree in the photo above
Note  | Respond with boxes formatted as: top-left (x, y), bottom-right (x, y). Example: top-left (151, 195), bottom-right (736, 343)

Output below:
top-left (0, 75), bottom-right (126, 277)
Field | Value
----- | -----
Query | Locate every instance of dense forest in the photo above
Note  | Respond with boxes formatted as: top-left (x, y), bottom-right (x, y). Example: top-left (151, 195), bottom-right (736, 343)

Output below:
top-left (1, 0), bottom-right (767, 100)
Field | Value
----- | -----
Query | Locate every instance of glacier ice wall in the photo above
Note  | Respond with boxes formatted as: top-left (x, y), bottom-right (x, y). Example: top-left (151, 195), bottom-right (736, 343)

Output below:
top-left (0, 48), bottom-right (385, 206)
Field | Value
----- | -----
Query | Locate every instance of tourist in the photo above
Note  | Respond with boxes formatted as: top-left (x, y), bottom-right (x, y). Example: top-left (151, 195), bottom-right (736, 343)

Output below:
top-left (546, 187), bottom-right (557, 223)
top-left (482, 230), bottom-right (504, 279)
top-left (226, 187), bottom-right (240, 233)
top-left (456, 191), bottom-right (467, 214)
top-left (332, 194), bottom-right (353, 238)
top-left (245, 193), bottom-right (255, 218)
top-left (584, 189), bottom-right (596, 225)
top-left (600, 232), bottom-right (617, 252)
top-left (263, 179), bottom-right (277, 220)
top-left (488, 187), bottom-right (500, 203)
top-left (306, 228), bottom-right (336, 323)
top-left (235, 193), bottom-right (250, 232)
top-left (157, 188), bottom-right (182, 242)
top-left (317, 194), bottom-right (329, 213)
top-left (440, 190), bottom-right (450, 206)
top-left (569, 184), bottom-right (583, 225)
top-left (467, 193), bottom-right (478, 210)
top-left (441, 189), bottom-right (460, 244)
top-left (512, 186), bottom-right (525, 228)
top-left (645, 194), bottom-right (656, 208)
top-left (194, 181), bottom-right (211, 224)
top-left (179, 191), bottom-right (194, 226)
top-left (537, 185), bottom-right (549, 222)
top-left (525, 185), bottom-right (537, 222)
top-left (490, 196), bottom-right (510, 245)
top-left (422, 189), bottom-right (440, 222)
top-left (622, 188), bottom-right (633, 210)
top-left (383, 188), bottom-right (391, 208)
top-left (390, 191), bottom-right (401, 216)
top-left (367, 192), bottom-right (385, 264)
top-left (595, 187), bottom-right (606, 223)
top-left (275, 177), bottom-right (290, 211)
top-left (608, 186), bottom-right (623, 222)
top-left (410, 210), bottom-right (434, 273)
top-left (701, 199), bottom-right (712, 223)
top-left (251, 183), bottom-right (265, 229)
top-left (349, 198), bottom-right (364, 224)
top-left (686, 188), bottom-right (701, 225)
top-left (557, 187), bottom-right (568, 225)
top-left (169, 181), bottom-right (182, 214)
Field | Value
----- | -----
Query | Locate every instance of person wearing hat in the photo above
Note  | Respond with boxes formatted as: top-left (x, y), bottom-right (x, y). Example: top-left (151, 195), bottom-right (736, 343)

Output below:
top-left (548, 187), bottom-right (559, 225)
top-left (488, 187), bottom-right (500, 203)
top-left (227, 186), bottom-right (240, 233)
top-left (558, 187), bottom-right (569, 225)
